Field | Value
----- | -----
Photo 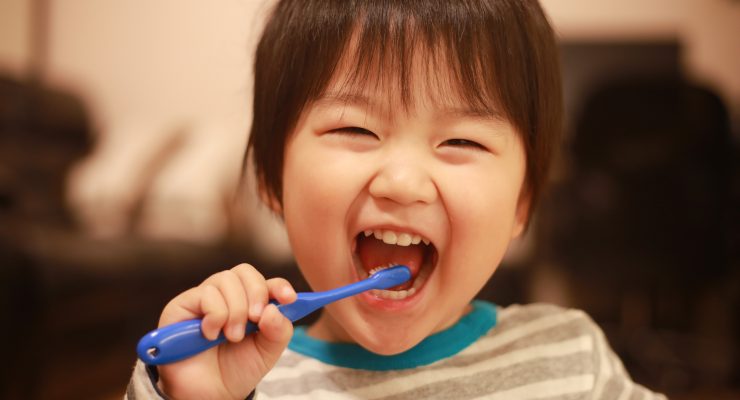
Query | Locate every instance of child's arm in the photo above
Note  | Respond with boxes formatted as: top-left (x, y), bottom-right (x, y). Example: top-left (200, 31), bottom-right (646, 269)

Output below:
top-left (129, 263), bottom-right (297, 400)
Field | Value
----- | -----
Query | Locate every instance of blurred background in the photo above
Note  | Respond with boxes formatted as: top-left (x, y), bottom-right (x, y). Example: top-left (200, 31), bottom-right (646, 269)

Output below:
top-left (0, 0), bottom-right (737, 398)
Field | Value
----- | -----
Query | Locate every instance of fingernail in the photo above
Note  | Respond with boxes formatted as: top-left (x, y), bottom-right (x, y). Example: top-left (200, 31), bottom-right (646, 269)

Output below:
top-left (251, 303), bottom-right (263, 317)
top-left (231, 323), bottom-right (244, 339)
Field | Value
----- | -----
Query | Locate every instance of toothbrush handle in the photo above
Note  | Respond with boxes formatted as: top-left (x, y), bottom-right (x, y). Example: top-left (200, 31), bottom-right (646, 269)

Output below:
top-left (137, 319), bottom-right (260, 365)
top-left (137, 294), bottom-right (320, 366)
top-left (137, 266), bottom-right (411, 365)
top-left (136, 289), bottom-right (361, 365)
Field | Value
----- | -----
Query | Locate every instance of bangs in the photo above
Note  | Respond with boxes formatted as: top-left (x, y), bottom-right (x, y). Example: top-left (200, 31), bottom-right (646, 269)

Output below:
top-left (327, 4), bottom-right (504, 119)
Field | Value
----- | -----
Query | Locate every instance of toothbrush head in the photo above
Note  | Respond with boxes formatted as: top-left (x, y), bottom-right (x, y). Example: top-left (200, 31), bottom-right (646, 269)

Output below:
top-left (369, 265), bottom-right (411, 290)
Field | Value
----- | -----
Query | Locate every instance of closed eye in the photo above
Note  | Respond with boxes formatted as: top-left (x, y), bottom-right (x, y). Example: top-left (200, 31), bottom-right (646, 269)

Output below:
top-left (327, 126), bottom-right (378, 139)
top-left (442, 138), bottom-right (487, 151)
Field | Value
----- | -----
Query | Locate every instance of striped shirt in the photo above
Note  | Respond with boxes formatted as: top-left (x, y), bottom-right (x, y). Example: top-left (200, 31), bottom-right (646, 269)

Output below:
top-left (127, 301), bottom-right (666, 399)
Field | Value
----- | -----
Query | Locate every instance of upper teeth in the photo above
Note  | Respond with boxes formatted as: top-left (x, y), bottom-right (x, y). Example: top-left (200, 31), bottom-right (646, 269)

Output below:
top-left (363, 229), bottom-right (430, 246)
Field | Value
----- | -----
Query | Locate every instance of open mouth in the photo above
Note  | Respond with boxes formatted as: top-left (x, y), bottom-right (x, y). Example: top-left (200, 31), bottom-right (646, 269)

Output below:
top-left (353, 229), bottom-right (437, 301)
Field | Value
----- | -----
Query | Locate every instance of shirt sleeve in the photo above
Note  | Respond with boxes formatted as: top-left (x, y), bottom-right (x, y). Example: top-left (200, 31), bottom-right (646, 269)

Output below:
top-left (124, 360), bottom-right (257, 400)
top-left (588, 317), bottom-right (667, 400)
top-left (124, 360), bottom-right (168, 400)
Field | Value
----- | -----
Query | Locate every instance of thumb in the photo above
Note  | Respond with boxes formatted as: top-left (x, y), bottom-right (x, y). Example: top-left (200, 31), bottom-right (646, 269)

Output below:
top-left (254, 303), bottom-right (294, 368)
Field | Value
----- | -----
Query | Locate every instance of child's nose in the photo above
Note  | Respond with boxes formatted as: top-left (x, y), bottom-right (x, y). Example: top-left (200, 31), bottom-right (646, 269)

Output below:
top-left (368, 158), bottom-right (437, 205)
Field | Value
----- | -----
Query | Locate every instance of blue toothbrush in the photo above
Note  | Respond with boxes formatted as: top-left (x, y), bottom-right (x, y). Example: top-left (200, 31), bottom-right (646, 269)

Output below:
top-left (137, 265), bottom-right (411, 365)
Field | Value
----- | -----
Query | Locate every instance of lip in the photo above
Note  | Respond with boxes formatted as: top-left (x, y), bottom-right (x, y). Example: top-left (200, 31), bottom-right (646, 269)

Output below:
top-left (357, 287), bottom-right (426, 312)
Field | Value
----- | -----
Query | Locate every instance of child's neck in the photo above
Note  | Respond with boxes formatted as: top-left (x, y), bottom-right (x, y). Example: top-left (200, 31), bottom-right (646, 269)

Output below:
top-left (305, 303), bottom-right (474, 343)
top-left (306, 312), bottom-right (352, 342)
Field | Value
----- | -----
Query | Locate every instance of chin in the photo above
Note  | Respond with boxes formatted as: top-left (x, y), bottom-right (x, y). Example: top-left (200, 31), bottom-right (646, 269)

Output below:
top-left (362, 340), bottom-right (416, 356)
top-left (351, 327), bottom-right (422, 356)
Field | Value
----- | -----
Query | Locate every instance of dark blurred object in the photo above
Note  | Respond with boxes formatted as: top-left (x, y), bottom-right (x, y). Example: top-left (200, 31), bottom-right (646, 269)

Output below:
top-left (566, 80), bottom-right (730, 282)
top-left (0, 75), bottom-right (91, 399)
top-left (0, 76), bottom-right (92, 228)
top-left (539, 41), bottom-right (737, 396)
top-left (0, 238), bottom-right (40, 400)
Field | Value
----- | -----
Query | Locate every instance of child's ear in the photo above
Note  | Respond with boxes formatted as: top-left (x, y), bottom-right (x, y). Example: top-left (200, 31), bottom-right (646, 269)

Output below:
top-left (511, 189), bottom-right (531, 239)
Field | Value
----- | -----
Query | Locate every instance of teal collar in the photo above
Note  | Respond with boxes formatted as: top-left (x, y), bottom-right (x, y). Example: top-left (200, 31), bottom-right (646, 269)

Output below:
top-left (288, 300), bottom-right (497, 371)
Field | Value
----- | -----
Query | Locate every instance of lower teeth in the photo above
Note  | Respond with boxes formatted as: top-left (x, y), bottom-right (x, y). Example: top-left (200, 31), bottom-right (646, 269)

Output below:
top-left (365, 264), bottom-right (429, 300)
top-left (370, 287), bottom-right (416, 300)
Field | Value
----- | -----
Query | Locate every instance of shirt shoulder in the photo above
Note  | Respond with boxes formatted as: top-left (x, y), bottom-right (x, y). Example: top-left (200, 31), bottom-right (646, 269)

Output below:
top-left (493, 302), bottom-right (600, 342)
top-left (479, 303), bottom-right (666, 399)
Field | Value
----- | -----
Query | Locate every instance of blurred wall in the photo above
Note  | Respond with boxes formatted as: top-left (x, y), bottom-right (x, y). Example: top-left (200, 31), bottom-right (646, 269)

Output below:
top-left (0, 0), bottom-right (292, 260)
top-left (0, 0), bottom-right (32, 76)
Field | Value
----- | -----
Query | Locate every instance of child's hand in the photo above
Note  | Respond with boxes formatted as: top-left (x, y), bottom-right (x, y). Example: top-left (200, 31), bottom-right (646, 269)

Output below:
top-left (156, 264), bottom-right (297, 400)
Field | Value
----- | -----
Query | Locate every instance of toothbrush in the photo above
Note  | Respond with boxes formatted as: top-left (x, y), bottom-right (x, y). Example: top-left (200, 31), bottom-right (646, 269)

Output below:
top-left (137, 265), bottom-right (411, 365)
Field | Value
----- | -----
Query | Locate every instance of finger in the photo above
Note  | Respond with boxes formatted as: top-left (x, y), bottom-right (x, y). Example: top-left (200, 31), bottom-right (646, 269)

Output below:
top-left (254, 303), bottom-right (293, 367)
top-left (266, 277), bottom-right (297, 305)
top-left (202, 270), bottom-right (250, 342)
top-left (159, 287), bottom-right (205, 327)
top-left (199, 285), bottom-right (229, 341)
top-left (232, 264), bottom-right (269, 321)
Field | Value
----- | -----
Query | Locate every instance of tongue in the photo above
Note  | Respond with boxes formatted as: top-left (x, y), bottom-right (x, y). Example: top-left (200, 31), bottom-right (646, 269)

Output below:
top-left (357, 236), bottom-right (424, 290)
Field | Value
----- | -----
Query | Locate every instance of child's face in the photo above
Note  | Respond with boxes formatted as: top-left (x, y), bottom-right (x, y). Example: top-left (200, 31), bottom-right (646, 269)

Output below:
top-left (278, 61), bottom-right (528, 354)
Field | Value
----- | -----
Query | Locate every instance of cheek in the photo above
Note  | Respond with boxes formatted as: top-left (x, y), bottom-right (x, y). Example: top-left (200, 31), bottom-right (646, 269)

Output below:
top-left (283, 173), bottom-right (333, 252)
top-left (283, 139), bottom-right (336, 216)
top-left (281, 139), bottom-right (367, 283)
top-left (283, 133), bottom-right (374, 222)
top-left (441, 167), bottom-right (524, 256)
top-left (439, 182), bottom-right (521, 300)
top-left (283, 155), bottom-right (359, 224)
top-left (282, 157), bottom-right (343, 288)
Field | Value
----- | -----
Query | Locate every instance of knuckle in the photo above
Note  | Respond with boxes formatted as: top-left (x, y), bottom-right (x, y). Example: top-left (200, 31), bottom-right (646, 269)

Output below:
top-left (229, 298), bottom-right (249, 317)
top-left (202, 283), bottom-right (219, 295)
top-left (203, 270), bottom-right (241, 290)
top-left (232, 263), bottom-right (256, 274)
top-left (270, 278), bottom-right (295, 295)
top-left (211, 307), bottom-right (228, 322)
top-left (162, 295), bottom-right (181, 312)
top-left (250, 280), bottom-right (269, 294)
top-left (235, 263), bottom-right (265, 281)
top-left (201, 271), bottom-right (223, 287)
top-left (269, 277), bottom-right (289, 287)
top-left (218, 269), bottom-right (237, 281)
top-left (202, 286), bottom-right (225, 309)
top-left (224, 270), bottom-right (241, 284)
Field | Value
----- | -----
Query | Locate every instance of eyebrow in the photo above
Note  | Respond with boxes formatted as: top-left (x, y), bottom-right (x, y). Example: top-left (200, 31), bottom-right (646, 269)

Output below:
top-left (439, 106), bottom-right (505, 122)
top-left (314, 91), bottom-right (505, 122)
top-left (313, 92), bottom-right (376, 109)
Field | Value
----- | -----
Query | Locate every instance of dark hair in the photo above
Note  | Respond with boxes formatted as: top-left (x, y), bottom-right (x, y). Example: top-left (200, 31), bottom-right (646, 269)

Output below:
top-left (246, 0), bottom-right (562, 221)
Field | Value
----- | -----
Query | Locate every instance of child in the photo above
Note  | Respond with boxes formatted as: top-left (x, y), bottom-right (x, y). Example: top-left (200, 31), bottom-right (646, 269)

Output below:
top-left (128, 1), bottom-right (665, 398)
